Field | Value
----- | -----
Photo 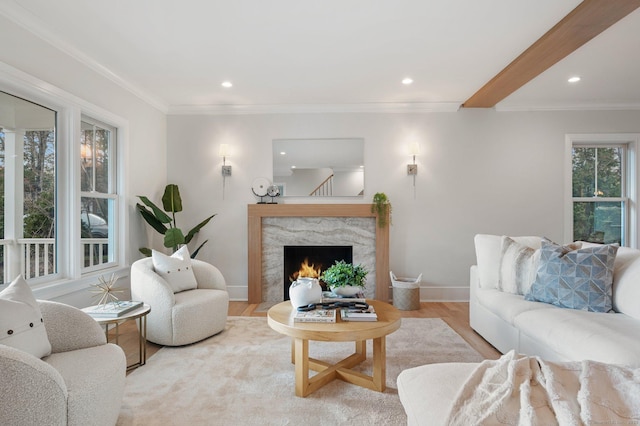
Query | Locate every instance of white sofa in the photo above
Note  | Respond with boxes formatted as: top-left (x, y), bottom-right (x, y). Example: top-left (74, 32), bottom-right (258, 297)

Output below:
top-left (398, 234), bottom-right (640, 425)
top-left (470, 234), bottom-right (640, 367)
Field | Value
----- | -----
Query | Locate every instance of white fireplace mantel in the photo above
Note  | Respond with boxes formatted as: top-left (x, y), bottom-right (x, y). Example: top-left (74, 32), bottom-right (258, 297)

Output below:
top-left (247, 204), bottom-right (390, 304)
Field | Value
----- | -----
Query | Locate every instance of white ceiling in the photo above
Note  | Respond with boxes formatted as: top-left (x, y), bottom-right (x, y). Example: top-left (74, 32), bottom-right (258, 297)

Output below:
top-left (2, 0), bottom-right (639, 113)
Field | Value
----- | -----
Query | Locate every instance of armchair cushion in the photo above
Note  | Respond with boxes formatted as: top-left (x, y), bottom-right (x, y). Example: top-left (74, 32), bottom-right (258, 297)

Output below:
top-left (152, 245), bottom-right (198, 293)
top-left (0, 275), bottom-right (51, 358)
top-left (39, 300), bottom-right (106, 353)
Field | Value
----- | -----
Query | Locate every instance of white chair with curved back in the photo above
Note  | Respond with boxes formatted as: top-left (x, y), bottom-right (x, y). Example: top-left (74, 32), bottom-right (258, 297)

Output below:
top-left (0, 276), bottom-right (126, 426)
top-left (130, 246), bottom-right (229, 346)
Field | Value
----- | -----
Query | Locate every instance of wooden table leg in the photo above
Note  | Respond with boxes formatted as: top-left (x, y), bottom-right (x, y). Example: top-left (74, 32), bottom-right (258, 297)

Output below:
top-left (372, 336), bottom-right (386, 392)
top-left (294, 338), bottom-right (309, 397)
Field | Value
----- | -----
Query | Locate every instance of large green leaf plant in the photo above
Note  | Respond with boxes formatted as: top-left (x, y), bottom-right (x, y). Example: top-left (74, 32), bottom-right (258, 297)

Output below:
top-left (137, 184), bottom-right (216, 258)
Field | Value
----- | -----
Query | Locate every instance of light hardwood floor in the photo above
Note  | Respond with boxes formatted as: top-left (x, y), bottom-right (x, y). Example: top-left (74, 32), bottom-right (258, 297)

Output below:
top-left (112, 301), bottom-right (501, 370)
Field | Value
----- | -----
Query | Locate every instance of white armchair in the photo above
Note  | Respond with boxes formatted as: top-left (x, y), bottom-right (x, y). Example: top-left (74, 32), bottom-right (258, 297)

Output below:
top-left (0, 300), bottom-right (126, 426)
top-left (130, 257), bottom-right (229, 346)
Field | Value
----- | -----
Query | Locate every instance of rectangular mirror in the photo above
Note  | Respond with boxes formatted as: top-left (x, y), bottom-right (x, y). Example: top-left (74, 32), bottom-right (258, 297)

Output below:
top-left (273, 138), bottom-right (364, 197)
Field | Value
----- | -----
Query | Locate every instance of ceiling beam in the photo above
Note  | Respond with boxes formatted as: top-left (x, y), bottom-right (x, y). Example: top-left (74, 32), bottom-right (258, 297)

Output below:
top-left (463, 0), bottom-right (640, 108)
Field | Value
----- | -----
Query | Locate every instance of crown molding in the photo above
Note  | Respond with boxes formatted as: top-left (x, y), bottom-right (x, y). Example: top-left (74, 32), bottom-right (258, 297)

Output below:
top-left (167, 102), bottom-right (461, 115)
top-left (495, 102), bottom-right (640, 112)
top-left (0, 2), bottom-right (169, 114)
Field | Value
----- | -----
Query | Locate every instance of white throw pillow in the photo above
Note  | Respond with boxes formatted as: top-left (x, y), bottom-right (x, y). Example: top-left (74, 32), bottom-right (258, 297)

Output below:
top-left (0, 275), bottom-right (52, 358)
top-left (152, 245), bottom-right (198, 293)
top-left (498, 236), bottom-right (540, 295)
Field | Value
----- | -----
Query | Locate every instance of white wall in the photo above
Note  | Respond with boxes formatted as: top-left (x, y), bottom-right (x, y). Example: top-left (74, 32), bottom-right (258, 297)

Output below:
top-left (167, 109), bottom-right (640, 301)
top-left (0, 15), bottom-right (167, 307)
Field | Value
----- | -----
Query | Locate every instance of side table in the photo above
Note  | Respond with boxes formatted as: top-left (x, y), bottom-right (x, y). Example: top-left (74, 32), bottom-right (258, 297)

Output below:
top-left (83, 303), bottom-right (151, 371)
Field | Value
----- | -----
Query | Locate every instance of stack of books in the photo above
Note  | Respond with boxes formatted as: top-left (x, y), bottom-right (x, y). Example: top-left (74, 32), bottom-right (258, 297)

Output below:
top-left (293, 309), bottom-right (337, 323)
top-left (340, 305), bottom-right (378, 322)
top-left (84, 301), bottom-right (143, 318)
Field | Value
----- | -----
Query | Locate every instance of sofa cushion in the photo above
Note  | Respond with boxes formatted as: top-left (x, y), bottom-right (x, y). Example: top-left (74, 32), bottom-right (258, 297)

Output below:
top-left (525, 240), bottom-right (618, 312)
top-left (0, 276), bottom-right (52, 358)
top-left (45, 343), bottom-right (126, 426)
top-left (152, 245), bottom-right (197, 293)
top-left (475, 234), bottom-right (542, 290)
top-left (514, 308), bottom-right (640, 367)
top-left (610, 246), bottom-right (640, 320)
top-left (476, 288), bottom-right (557, 325)
top-left (498, 236), bottom-right (541, 295)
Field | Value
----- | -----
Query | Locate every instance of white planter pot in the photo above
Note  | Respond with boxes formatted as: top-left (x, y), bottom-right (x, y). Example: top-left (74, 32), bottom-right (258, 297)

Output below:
top-left (330, 285), bottom-right (363, 297)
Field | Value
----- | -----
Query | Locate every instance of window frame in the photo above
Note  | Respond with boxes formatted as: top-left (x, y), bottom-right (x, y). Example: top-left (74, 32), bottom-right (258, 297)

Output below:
top-left (0, 62), bottom-right (129, 299)
top-left (565, 133), bottom-right (640, 248)
top-left (80, 116), bottom-right (119, 273)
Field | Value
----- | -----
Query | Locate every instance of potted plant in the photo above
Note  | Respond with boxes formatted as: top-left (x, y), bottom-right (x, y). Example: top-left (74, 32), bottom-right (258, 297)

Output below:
top-left (136, 184), bottom-right (216, 258)
top-left (371, 192), bottom-right (392, 227)
top-left (321, 260), bottom-right (368, 296)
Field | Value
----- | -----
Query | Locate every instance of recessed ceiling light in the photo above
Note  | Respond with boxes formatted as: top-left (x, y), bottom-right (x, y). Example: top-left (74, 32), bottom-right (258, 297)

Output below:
top-left (280, 151), bottom-right (286, 155)
top-left (291, 165), bottom-right (296, 169)
top-left (402, 78), bottom-right (413, 85)
top-left (568, 76), bottom-right (581, 83)
top-left (221, 81), bottom-right (233, 88)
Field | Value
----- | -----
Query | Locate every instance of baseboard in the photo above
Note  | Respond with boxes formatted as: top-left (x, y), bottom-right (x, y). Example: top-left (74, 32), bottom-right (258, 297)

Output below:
top-left (417, 286), bottom-right (470, 302)
top-left (228, 285), bottom-right (470, 302)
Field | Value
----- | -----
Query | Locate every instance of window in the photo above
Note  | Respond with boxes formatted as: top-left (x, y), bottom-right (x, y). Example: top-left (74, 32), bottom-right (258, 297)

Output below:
top-left (80, 118), bottom-right (117, 272)
top-left (566, 134), bottom-right (639, 248)
top-left (0, 86), bottom-right (123, 288)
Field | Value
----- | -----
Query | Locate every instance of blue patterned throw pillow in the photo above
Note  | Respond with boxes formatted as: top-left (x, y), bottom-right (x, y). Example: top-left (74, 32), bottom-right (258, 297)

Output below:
top-left (524, 240), bottom-right (618, 312)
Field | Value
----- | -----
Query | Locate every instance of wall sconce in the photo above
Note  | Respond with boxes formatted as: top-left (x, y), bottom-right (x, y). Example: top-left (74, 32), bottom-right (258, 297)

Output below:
top-left (407, 142), bottom-right (419, 175)
top-left (407, 142), bottom-right (419, 197)
top-left (219, 144), bottom-right (232, 176)
top-left (219, 144), bottom-right (232, 200)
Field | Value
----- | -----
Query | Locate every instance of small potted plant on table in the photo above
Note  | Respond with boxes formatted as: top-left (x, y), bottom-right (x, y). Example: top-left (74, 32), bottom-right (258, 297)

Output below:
top-left (321, 260), bottom-right (368, 297)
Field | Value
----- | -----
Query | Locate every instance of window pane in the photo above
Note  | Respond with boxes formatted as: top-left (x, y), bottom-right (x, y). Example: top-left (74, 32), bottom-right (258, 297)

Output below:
top-left (81, 196), bottom-right (113, 268)
top-left (573, 201), bottom-right (623, 245)
top-left (23, 130), bottom-right (56, 239)
top-left (81, 121), bottom-right (111, 193)
top-left (0, 92), bottom-right (56, 281)
top-left (572, 147), bottom-right (622, 197)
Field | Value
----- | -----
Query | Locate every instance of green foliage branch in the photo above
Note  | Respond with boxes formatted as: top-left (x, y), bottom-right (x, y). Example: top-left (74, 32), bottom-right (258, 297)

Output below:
top-left (320, 260), bottom-right (368, 288)
top-left (371, 192), bottom-right (392, 228)
top-left (136, 184), bottom-right (215, 258)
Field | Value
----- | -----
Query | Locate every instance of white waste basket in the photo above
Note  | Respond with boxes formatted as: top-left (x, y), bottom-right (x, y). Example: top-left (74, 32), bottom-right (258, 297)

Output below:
top-left (390, 271), bottom-right (422, 311)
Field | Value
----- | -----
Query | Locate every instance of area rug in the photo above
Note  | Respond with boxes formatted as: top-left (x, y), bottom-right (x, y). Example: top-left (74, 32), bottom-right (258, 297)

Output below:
top-left (117, 317), bottom-right (483, 426)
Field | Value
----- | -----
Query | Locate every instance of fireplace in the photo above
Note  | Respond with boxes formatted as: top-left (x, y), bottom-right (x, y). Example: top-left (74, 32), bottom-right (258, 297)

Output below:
top-left (283, 245), bottom-right (353, 300)
top-left (247, 204), bottom-right (390, 303)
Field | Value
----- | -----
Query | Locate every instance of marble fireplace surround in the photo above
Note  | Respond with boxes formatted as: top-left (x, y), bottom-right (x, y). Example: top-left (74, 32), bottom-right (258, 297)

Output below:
top-left (247, 204), bottom-right (390, 304)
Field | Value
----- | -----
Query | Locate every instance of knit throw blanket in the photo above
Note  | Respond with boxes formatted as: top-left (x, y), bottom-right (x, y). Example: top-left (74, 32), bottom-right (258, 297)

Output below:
top-left (446, 350), bottom-right (640, 425)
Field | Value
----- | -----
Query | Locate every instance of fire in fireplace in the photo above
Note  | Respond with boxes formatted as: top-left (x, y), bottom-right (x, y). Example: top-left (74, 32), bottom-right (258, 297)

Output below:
top-left (283, 245), bottom-right (353, 300)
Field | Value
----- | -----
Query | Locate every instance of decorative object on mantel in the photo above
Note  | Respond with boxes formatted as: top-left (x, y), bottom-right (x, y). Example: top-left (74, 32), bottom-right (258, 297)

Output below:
top-left (136, 184), bottom-right (216, 258)
top-left (251, 177), bottom-right (271, 204)
top-left (289, 277), bottom-right (322, 308)
top-left (266, 184), bottom-right (280, 203)
top-left (321, 260), bottom-right (368, 296)
top-left (371, 192), bottom-right (392, 227)
top-left (90, 273), bottom-right (124, 307)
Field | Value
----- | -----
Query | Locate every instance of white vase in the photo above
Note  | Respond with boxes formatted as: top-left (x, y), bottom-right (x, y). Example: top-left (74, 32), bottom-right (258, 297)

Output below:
top-left (289, 278), bottom-right (322, 308)
top-left (330, 285), bottom-right (363, 297)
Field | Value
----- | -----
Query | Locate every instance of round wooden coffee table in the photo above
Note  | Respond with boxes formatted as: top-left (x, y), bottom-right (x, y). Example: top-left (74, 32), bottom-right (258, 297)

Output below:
top-left (267, 300), bottom-right (401, 397)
